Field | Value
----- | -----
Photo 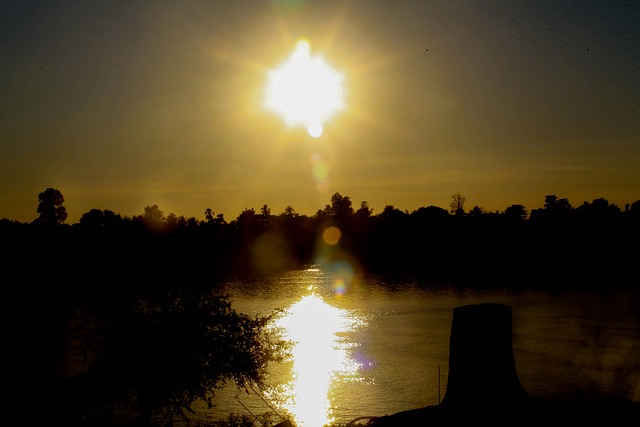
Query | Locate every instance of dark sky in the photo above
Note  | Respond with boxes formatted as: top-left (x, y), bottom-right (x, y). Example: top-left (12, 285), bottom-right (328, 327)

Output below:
top-left (1, 0), bottom-right (638, 223)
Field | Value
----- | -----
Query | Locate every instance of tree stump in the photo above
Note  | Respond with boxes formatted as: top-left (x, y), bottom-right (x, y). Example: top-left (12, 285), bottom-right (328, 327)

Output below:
top-left (440, 303), bottom-right (528, 407)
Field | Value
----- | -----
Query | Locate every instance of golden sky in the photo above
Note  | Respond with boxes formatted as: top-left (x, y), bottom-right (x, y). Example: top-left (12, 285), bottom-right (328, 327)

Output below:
top-left (1, 0), bottom-right (639, 223)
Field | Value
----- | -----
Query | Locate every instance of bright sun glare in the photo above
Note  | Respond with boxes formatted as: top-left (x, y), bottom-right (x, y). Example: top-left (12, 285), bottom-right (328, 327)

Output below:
top-left (275, 294), bottom-right (361, 427)
top-left (264, 39), bottom-right (344, 138)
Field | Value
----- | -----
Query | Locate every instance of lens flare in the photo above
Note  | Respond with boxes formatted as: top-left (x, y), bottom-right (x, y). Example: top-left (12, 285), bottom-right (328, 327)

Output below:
top-left (322, 226), bottom-right (341, 245)
top-left (310, 153), bottom-right (330, 194)
top-left (333, 278), bottom-right (346, 296)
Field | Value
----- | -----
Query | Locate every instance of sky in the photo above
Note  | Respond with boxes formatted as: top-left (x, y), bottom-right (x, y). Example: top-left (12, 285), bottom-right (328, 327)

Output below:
top-left (1, 0), bottom-right (639, 224)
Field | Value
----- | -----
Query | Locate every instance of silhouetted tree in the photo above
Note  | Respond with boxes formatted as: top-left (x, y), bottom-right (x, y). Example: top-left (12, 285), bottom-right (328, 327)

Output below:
top-left (215, 213), bottom-right (226, 224)
top-left (205, 208), bottom-right (214, 223)
top-left (450, 193), bottom-right (466, 216)
top-left (379, 204), bottom-right (405, 222)
top-left (355, 201), bottom-right (373, 219)
top-left (174, 215), bottom-right (189, 227)
top-left (530, 195), bottom-right (573, 223)
top-left (628, 200), bottom-right (640, 218)
top-left (504, 204), bottom-right (528, 221)
top-left (134, 205), bottom-right (166, 234)
top-left (272, 208), bottom-right (315, 268)
top-left (166, 212), bottom-right (180, 228)
top-left (411, 205), bottom-right (450, 222)
top-left (234, 207), bottom-right (257, 226)
top-left (259, 204), bottom-right (272, 227)
top-left (281, 205), bottom-right (297, 217)
top-left (575, 197), bottom-right (621, 222)
top-left (143, 204), bottom-right (165, 223)
top-left (79, 208), bottom-right (122, 228)
top-left (36, 187), bottom-right (67, 224)
top-left (230, 208), bottom-right (262, 249)
top-left (314, 205), bottom-right (332, 222)
top-left (467, 205), bottom-right (485, 219)
top-left (330, 192), bottom-right (354, 220)
top-left (350, 201), bottom-right (374, 251)
top-left (362, 205), bottom-right (410, 273)
top-left (75, 286), bottom-right (287, 425)
top-left (544, 194), bottom-right (572, 211)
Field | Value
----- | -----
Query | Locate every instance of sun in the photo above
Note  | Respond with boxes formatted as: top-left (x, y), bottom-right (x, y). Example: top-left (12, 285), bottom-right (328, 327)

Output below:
top-left (264, 39), bottom-right (344, 138)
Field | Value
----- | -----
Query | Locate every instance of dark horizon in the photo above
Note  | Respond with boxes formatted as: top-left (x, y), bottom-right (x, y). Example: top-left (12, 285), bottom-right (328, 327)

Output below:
top-left (3, 187), bottom-right (640, 226)
top-left (4, 188), bottom-right (639, 287)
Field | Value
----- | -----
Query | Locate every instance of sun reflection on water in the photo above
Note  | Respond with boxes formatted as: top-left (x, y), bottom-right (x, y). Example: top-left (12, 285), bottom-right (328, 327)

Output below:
top-left (275, 293), bottom-right (364, 427)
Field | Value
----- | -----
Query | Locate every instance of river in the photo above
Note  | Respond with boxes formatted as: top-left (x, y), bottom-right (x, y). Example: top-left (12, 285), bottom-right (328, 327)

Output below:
top-left (189, 266), bottom-right (639, 427)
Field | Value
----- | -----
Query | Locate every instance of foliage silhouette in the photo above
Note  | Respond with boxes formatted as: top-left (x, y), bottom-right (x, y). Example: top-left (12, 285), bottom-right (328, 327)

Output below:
top-left (36, 187), bottom-right (68, 224)
top-left (4, 206), bottom-right (288, 426)
top-left (4, 189), bottom-right (640, 285)
top-left (75, 285), bottom-right (287, 425)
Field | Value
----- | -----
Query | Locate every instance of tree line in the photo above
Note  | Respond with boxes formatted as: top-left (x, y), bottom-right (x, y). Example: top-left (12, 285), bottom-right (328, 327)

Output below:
top-left (14, 188), bottom-right (640, 226)
top-left (3, 187), bottom-right (640, 284)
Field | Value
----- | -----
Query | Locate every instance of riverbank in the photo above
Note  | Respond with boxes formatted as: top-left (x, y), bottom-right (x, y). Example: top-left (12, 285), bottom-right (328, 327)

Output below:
top-left (364, 397), bottom-right (640, 426)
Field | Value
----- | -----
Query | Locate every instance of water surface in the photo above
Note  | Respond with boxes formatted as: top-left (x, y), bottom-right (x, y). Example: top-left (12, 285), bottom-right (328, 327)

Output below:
top-left (196, 268), bottom-right (639, 427)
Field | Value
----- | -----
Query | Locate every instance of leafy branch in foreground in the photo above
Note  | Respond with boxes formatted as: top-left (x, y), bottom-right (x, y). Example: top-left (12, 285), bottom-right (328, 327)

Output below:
top-left (75, 285), bottom-right (288, 426)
